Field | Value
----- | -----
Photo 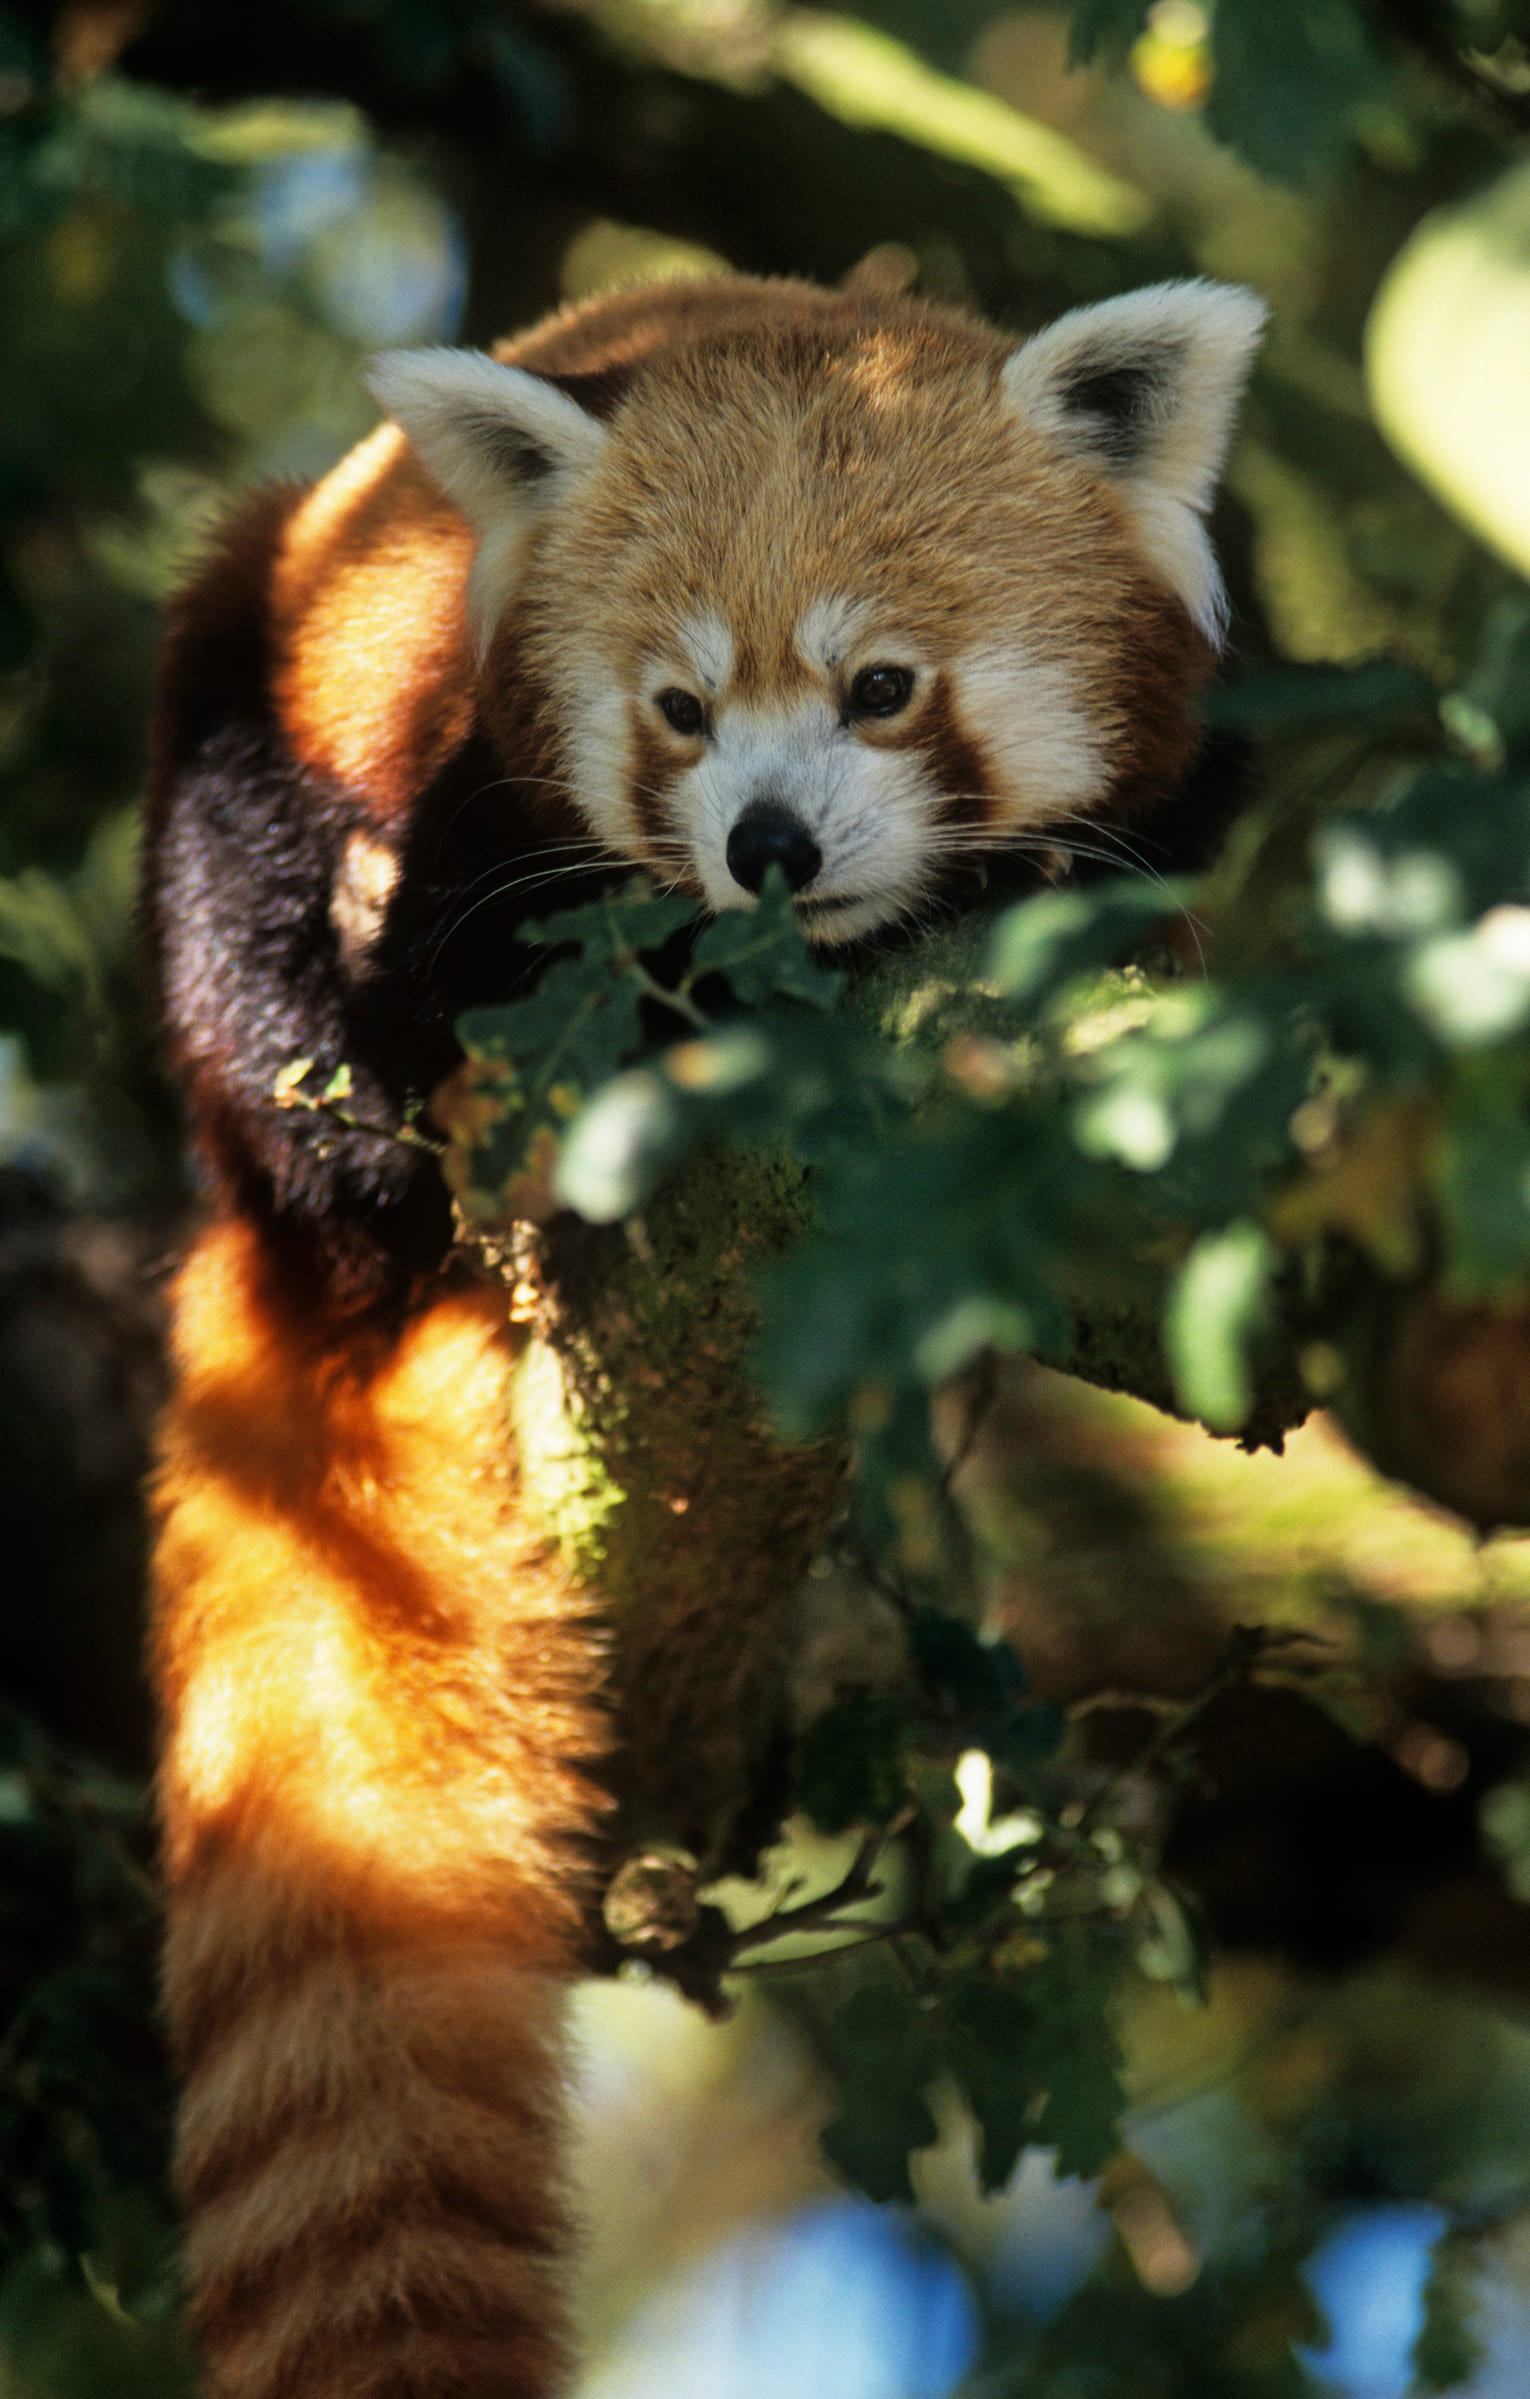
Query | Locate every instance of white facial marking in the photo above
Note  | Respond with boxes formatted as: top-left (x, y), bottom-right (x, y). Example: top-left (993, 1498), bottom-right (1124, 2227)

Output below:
top-left (331, 831), bottom-right (400, 970)
top-left (562, 683), bottom-right (637, 854)
top-left (674, 608), bottom-right (734, 696)
top-left (956, 647), bottom-right (1108, 827)
top-left (663, 696), bottom-right (939, 940)
top-left (795, 596), bottom-right (873, 675)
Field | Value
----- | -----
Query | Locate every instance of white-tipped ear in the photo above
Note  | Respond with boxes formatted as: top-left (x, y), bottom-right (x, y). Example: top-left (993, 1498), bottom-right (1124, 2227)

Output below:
top-left (1002, 280), bottom-right (1266, 643)
top-left (366, 348), bottom-right (609, 636)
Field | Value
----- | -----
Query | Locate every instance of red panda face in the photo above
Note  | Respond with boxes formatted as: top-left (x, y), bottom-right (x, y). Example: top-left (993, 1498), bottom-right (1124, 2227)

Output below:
top-left (369, 279), bottom-right (1263, 942)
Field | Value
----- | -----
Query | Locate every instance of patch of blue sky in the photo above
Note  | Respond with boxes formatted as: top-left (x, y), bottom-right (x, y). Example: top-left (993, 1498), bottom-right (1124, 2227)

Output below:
top-left (581, 2195), bottom-right (979, 2399)
top-left (251, 148), bottom-right (370, 275)
top-left (1298, 2203), bottom-right (1449, 2399)
top-left (304, 178), bottom-right (467, 346)
top-left (982, 2149), bottom-right (1113, 2323)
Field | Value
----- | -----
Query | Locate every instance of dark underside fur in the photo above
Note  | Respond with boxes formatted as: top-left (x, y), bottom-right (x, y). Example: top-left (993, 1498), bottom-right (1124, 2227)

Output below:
top-left (143, 495), bottom-right (603, 1315)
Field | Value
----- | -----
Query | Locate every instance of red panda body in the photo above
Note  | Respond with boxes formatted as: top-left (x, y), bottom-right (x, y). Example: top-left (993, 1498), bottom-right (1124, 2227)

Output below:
top-left (144, 271), bottom-right (1263, 2396)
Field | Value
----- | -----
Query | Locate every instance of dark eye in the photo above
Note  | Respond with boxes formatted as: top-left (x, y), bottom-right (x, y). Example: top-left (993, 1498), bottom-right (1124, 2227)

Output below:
top-left (658, 687), bottom-right (708, 738)
top-left (848, 665), bottom-right (915, 719)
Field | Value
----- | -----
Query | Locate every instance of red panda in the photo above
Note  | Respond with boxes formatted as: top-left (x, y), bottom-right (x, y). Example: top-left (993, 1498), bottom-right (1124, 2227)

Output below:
top-left (142, 270), bottom-right (1263, 2398)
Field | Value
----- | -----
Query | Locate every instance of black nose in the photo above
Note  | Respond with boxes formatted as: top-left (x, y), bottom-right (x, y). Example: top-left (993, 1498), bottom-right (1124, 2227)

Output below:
top-left (725, 801), bottom-right (822, 897)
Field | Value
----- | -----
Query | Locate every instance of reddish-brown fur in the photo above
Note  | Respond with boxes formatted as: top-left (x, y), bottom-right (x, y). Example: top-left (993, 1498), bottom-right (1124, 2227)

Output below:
top-left (152, 1223), bottom-right (607, 2394)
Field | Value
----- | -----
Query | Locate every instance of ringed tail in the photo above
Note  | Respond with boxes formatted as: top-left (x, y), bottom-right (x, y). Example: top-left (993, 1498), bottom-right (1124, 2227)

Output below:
top-left (151, 1220), bottom-right (607, 2398)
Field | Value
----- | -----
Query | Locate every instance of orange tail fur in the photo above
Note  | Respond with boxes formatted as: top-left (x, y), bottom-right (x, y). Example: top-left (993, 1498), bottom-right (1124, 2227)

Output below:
top-left (151, 1220), bottom-right (607, 2397)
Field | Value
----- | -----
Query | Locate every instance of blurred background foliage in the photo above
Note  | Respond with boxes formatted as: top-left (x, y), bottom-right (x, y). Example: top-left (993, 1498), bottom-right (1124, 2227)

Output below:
top-left (10, 0), bottom-right (1530, 2393)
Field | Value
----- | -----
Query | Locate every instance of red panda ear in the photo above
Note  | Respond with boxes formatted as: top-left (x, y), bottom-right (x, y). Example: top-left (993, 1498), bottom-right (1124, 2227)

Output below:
top-left (366, 348), bottom-right (609, 639)
top-left (366, 349), bottom-right (608, 514)
top-left (1001, 280), bottom-right (1266, 642)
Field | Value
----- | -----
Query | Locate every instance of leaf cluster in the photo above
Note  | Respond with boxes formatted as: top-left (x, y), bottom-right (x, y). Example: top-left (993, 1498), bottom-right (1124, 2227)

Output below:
top-left (449, 611), bottom-right (1530, 1522)
top-left (0, 1707), bottom-right (174, 2313)
top-left (445, 610), bottom-right (1530, 2231)
top-left (1064, 0), bottom-right (1530, 176)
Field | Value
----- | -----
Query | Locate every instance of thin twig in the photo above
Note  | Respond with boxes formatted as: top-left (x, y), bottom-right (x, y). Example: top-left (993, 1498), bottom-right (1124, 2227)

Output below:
top-left (728, 1830), bottom-right (888, 1957)
top-left (938, 1350), bottom-right (1001, 1501)
top-left (276, 1086), bottom-right (444, 1155)
top-left (1073, 1624), bottom-right (1325, 1834)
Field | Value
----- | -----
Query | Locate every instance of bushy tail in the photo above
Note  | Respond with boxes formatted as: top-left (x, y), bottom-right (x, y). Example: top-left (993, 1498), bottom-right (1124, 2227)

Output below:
top-left (151, 1222), bottom-right (607, 2398)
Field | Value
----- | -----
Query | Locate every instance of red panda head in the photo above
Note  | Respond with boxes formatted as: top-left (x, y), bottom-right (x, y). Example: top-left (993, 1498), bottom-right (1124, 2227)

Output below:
top-left (368, 280), bottom-right (1264, 942)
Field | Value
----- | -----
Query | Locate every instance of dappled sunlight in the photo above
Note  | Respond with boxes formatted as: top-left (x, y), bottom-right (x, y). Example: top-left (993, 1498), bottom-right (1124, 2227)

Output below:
top-left (155, 1224), bottom-right (603, 1936)
top-left (774, 12), bottom-right (1150, 238)
top-left (1368, 159), bottom-right (1530, 587)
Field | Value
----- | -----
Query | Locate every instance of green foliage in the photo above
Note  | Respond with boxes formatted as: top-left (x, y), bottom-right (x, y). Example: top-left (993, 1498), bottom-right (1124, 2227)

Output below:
top-left (985, 2222), bottom-right (1327, 2397)
top-left (773, 1605), bottom-right (1135, 2206)
top-left (1165, 1222), bottom-right (1278, 1434)
top-left (1411, 2229), bottom-right (1486, 2393)
top-left (0, 1709), bottom-right (173, 2309)
top-left (795, 1691), bottom-right (914, 1834)
top-left (461, 630), bottom-right (1530, 1488)
top-left (443, 870), bottom-right (860, 1221)
top-left (1061, 0), bottom-right (1498, 186)
top-left (1205, 0), bottom-right (1388, 185)
top-left (1064, 0), bottom-right (1154, 69)
top-left (810, 1936), bottom-right (1126, 2205)
top-left (818, 1979), bottom-right (943, 2201)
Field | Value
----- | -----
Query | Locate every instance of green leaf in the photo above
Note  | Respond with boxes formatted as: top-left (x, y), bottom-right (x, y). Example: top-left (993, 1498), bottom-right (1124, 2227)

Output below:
top-left (944, 1971), bottom-right (1036, 2192)
top-left (518, 881), bottom-right (701, 963)
top-left (1377, 766), bottom-right (1530, 925)
top-left (450, 884), bottom-right (700, 1217)
top-left (909, 1609), bottom-right (1029, 1714)
top-left (1164, 1220), bottom-right (1278, 1432)
top-left (818, 1980), bottom-right (943, 2202)
top-left (1411, 2230), bottom-right (1485, 2392)
top-left (0, 868), bottom-right (101, 1004)
top-left (756, 1103), bottom-right (1081, 1439)
top-left (828, 1980), bottom-right (936, 2081)
top-left (1202, 657), bottom-right (1437, 740)
top-left (1023, 1944), bottom-right (1128, 2181)
top-left (819, 2088), bottom-right (941, 2204)
top-left (553, 1010), bottom-right (898, 1222)
top-left (1207, 0), bottom-right (1388, 183)
top-left (1433, 1059), bottom-right (1530, 1299)
top-left (1440, 594), bottom-right (1530, 772)
top-left (1063, 0), bottom-right (1153, 67)
top-left (689, 865), bottom-right (844, 1011)
top-left (987, 879), bottom-right (1182, 1012)
top-left (795, 1692), bottom-right (912, 1834)
top-left (1404, 918), bottom-right (1530, 1051)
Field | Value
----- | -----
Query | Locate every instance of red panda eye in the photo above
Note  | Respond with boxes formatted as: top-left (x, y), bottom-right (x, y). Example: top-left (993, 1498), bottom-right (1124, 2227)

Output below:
top-left (657, 688), bottom-right (707, 738)
top-left (849, 665), bottom-right (914, 719)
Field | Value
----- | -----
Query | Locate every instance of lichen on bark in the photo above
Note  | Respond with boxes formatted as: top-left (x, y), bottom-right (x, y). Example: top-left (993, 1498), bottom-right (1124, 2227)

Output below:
top-left (495, 1140), bottom-right (848, 1882)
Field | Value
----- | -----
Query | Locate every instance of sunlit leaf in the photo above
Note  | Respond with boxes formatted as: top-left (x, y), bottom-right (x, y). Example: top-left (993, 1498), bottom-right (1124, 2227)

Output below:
top-left (1164, 1220), bottom-right (1278, 1431)
top-left (773, 10), bottom-right (1151, 237)
top-left (1368, 155), bottom-right (1530, 582)
top-left (987, 880), bottom-right (1182, 1011)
